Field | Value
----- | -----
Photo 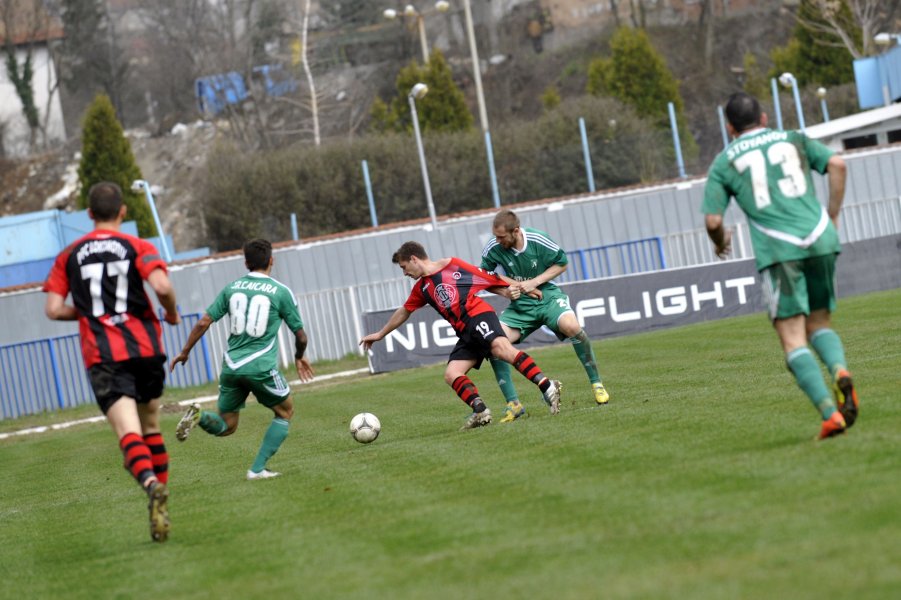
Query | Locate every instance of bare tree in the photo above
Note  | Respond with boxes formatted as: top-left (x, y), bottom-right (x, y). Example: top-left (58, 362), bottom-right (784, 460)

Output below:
top-left (799, 0), bottom-right (901, 58)
top-left (299, 0), bottom-right (319, 145)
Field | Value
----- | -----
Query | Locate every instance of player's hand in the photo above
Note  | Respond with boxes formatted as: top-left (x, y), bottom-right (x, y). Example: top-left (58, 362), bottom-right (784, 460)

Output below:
top-left (169, 353), bottom-right (189, 372)
top-left (526, 288), bottom-right (542, 300)
top-left (295, 357), bottom-right (314, 382)
top-left (508, 286), bottom-right (522, 300)
top-left (359, 334), bottom-right (381, 352)
top-left (715, 229), bottom-right (733, 259)
top-left (163, 311), bottom-right (181, 325)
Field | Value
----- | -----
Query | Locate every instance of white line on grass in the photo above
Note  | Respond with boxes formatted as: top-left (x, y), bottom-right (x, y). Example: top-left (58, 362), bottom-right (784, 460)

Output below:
top-left (0, 367), bottom-right (370, 441)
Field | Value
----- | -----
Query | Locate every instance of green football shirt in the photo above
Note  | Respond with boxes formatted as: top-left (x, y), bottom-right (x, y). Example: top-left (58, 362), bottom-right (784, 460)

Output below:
top-left (206, 272), bottom-right (304, 375)
top-left (702, 127), bottom-right (840, 271)
top-left (480, 227), bottom-right (568, 309)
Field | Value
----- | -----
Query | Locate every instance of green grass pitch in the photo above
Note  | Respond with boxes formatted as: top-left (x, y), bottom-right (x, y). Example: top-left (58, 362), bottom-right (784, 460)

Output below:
top-left (1, 289), bottom-right (899, 599)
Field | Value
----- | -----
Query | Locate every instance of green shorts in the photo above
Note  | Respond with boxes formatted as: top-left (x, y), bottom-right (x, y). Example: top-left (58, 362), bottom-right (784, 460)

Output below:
top-left (501, 288), bottom-right (573, 341)
top-left (218, 369), bottom-right (292, 413)
top-left (761, 254), bottom-right (837, 321)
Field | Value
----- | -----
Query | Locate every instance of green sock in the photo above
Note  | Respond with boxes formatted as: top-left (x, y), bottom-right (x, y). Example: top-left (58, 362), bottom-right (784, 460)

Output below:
top-left (251, 418), bottom-right (290, 473)
top-left (570, 330), bottom-right (601, 384)
top-left (786, 347), bottom-right (836, 420)
top-left (199, 411), bottom-right (228, 436)
top-left (809, 328), bottom-right (847, 378)
top-left (489, 357), bottom-right (519, 403)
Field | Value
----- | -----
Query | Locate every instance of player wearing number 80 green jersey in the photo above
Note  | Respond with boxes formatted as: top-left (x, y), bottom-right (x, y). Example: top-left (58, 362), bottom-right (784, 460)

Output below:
top-left (170, 239), bottom-right (315, 479)
top-left (703, 92), bottom-right (858, 441)
top-left (209, 270), bottom-right (304, 376)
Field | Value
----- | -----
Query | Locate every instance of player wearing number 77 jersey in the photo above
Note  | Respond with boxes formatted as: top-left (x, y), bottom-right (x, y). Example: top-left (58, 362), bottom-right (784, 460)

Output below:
top-left (702, 92), bottom-right (858, 441)
top-left (170, 239), bottom-right (314, 480)
top-left (43, 181), bottom-right (180, 543)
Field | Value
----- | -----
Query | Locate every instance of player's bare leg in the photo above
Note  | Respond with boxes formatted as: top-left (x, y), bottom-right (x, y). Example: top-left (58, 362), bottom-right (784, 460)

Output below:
top-left (491, 338), bottom-right (562, 414)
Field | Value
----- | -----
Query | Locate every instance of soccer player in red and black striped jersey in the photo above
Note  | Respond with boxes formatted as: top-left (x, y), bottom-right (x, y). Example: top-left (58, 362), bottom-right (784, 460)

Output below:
top-left (43, 182), bottom-right (180, 542)
top-left (359, 241), bottom-right (563, 430)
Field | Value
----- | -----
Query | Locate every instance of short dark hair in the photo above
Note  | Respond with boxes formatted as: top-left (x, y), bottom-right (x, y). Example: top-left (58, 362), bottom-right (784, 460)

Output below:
top-left (392, 241), bottom-right (428, 264)
top-left (88, 182), bottom-right (123, 221)
top-left (724, 92), bottom-right (762, 133)
top-left (244, 238), bottom-right (272, 271)
top-left (492, 209), bottom-right (520, 232)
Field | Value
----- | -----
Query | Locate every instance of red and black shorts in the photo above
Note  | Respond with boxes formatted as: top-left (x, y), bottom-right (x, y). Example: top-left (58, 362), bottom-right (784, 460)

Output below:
top-left (88, 355), bottom-right (167, 414)
top-left (447, 311), bottom-right (507, 369)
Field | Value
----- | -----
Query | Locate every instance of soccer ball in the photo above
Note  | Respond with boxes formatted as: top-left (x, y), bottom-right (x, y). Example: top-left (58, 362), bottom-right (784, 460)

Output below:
top-left (349, 412), bottom-right (381, 444)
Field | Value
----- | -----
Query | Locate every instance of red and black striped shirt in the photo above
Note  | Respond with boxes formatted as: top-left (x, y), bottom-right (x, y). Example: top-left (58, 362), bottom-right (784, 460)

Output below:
top-left (43, 229), bottom-right (167, 368)
top-left (403, 257), bottom-right (508, 334)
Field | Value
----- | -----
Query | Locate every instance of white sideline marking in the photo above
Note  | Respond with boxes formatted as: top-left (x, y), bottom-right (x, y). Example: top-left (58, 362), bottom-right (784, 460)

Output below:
top-left (0, 367), bottom-right (371, 441)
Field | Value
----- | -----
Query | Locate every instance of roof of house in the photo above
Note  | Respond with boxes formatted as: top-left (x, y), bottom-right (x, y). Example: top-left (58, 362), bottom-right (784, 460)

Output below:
top-left (806, 102), bottom-right (901, 140)
top-left (0, 0), bottom-right (65, 46)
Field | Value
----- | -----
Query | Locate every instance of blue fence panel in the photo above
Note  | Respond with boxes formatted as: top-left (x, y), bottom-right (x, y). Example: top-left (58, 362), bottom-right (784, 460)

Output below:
top-left (558, 237), bottom-right (665, 283)
top-left (162, 313), bottom-right (215, 389)
top-left (0, 314), bottom-right (216, 420)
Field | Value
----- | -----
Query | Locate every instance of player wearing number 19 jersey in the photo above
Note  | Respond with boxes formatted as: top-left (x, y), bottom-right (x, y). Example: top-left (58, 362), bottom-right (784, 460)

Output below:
top-left (702, 92), bottom-right (857, 441)
top-left (43, 181), bottom-right (180, 542)
top-left (170, 239), bottom-right (314, 480)
top-left (359, 241), bottom-right (563, 431)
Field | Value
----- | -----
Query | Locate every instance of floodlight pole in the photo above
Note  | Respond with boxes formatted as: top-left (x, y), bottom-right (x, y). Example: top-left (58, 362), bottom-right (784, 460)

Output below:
top-left (409, 85), bottom-right (439, 230)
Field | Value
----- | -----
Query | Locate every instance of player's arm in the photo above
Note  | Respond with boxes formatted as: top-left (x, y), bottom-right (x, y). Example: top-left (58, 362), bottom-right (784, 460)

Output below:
top-left (147, 268), bottom-right (180, 325)
top-left (293, 327), bottom-right (314, 382)
top-left (705, 213), bottom-right (732, 259)
top-left (359, 306), bottom-right (413, 351)
top-left (519, 263), bottom-right (567, 294)
top-left (169, 313), bottom-right (214, 371)
top-left (44, 292), bottom-right (78, 321)
top-left (487, 283), bottom-right (540, 301)
top-left (826, 154), bottom-right (847, 227)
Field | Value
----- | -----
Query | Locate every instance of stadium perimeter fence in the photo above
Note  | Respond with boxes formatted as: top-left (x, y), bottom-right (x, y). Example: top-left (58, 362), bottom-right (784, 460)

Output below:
top-left (3, 195), bottom-right (900, 420)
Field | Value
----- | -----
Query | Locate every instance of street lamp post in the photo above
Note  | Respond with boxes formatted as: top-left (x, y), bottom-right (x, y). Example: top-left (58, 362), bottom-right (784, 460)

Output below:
top-left (384, 2), bottom-right (450, 64)
top-left (816, 87), bottom-right (830, 123)
top-left (460, 0), bottom-right (500, 208)
top-left (131, 180), bottom-right (172, 262)
top-left (779, 72), bottom-right (805, 131)
top-left (408, 83), bottom-right (439, 230)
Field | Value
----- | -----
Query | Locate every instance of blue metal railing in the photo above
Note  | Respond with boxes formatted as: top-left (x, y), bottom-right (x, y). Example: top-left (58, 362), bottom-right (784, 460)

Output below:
top-left (0, 313), bottom-right (215, 420)
top-left (558, 237), bottom-right (665, 283)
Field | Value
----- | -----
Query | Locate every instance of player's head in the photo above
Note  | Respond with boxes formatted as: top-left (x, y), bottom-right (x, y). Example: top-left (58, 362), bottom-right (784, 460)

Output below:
top-left (724, 92), bottom-right (763, 134)
top-left (392, 241), bottom-right (428, 278)
top-left (244, 238), bottom-right (273, 272)
top-left (87, 182), bottom-right (125, 222)
top-left (492, 209), bottom-right (521, 249)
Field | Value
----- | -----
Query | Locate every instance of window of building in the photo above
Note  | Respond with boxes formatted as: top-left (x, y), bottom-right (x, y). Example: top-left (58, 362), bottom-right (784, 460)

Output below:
top-left (842, 134), bottom-right (878, 150)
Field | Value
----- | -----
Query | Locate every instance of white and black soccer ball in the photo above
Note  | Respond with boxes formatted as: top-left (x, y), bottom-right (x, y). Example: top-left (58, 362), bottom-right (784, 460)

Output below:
top-left (349, 412), bottom-right (381, 444)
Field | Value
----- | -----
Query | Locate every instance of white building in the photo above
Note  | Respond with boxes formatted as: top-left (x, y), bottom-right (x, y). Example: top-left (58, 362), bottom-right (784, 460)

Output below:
top-left (0, 3), bottom-right (66, 158)
top-left (806, 102), bottom-right (901, 152)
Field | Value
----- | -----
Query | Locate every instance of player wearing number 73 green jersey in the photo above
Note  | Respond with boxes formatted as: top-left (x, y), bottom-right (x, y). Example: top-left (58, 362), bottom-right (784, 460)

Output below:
top-left (170, 239), bottom-right (315, 479)
top-left (702, 108), bottom-right (839, 271)
top-left (702, 92), bottom-right (858, 443)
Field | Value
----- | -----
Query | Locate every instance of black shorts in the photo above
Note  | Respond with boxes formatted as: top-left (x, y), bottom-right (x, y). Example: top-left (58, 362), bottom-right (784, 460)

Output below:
top-left (447, 312), bottom-right (507, 369)
top-left (88, 356), bottom-right (167, 414)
